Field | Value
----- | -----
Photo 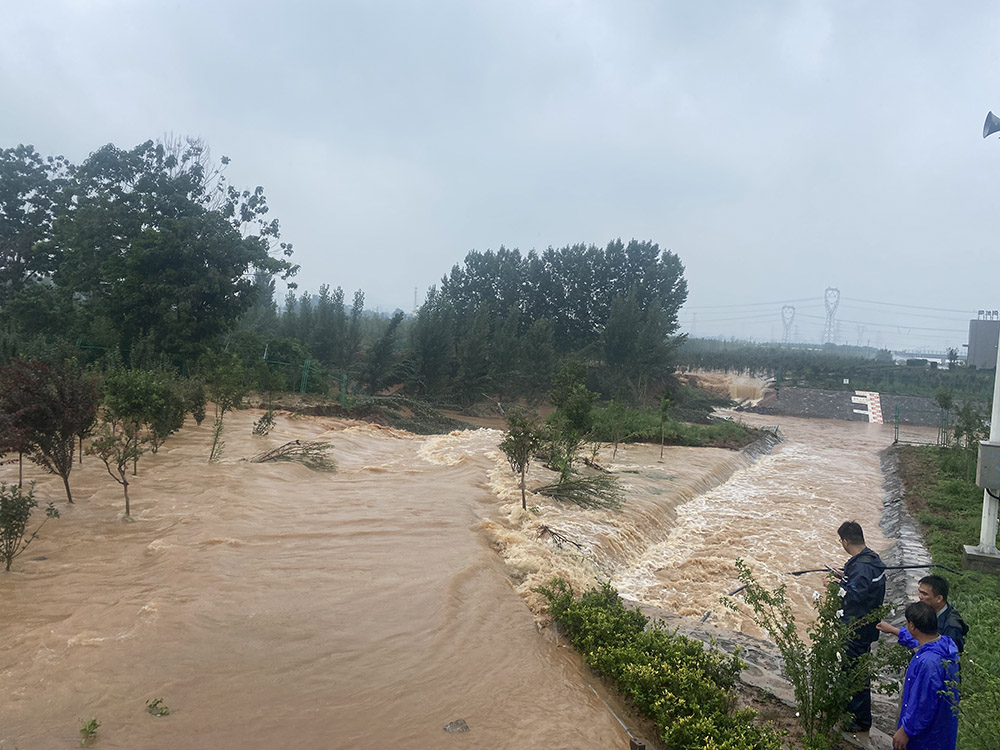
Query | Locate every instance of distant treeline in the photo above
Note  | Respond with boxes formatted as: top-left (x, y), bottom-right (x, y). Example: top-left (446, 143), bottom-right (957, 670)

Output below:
top-left (677, 339), bottom-right (995, 400)
top-left (1, 138), bottom-right (689, 407)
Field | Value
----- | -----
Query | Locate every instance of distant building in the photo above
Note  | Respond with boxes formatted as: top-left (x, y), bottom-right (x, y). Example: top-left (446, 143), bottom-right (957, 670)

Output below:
top-left (968, 317), bottom-right (1000, 369)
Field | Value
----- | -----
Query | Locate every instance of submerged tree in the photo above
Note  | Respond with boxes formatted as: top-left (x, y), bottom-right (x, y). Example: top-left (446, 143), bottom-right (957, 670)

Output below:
top-left (201, 351), bottom-right (248, 461)
top-left (0, 358), bottom-right (99, 503)
top-left (0, 482), bottom-right (59, 571)
top-left (498, 409), bottom-right (543, 510)
top-left (89, 421), bottom-right (145, 517)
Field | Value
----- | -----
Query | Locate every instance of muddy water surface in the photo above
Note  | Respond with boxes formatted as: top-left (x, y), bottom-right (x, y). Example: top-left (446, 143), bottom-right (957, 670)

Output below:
top-left (615, 414), bottom-right (906, 631)
top-left (1, 413), bottom-right (628, 749)
top-left (2, 402), bottom-right (931, 749)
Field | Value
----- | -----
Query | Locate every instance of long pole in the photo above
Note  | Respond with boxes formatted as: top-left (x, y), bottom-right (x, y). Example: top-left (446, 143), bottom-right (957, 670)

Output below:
top-left (976, 330), bottom-right (1000, 553)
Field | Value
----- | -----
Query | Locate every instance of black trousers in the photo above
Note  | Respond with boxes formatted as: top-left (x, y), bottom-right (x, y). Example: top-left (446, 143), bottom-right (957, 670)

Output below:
top-left (844, 638), bottom-right (873, 728)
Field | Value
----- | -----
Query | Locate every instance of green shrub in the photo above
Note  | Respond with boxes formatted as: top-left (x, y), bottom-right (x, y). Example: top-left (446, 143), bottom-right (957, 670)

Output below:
top-left (723, 560), bottom-right (904, 750)
top-left (535, 579), bottom-right (782, 750)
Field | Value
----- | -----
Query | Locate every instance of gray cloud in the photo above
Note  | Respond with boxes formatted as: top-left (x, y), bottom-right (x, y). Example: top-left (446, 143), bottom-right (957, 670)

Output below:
top-left (3, 0), bottom-right (997, 351)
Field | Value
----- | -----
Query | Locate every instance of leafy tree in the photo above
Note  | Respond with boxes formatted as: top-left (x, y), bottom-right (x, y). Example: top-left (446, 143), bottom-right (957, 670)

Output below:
top-left (99, 366), bottom-right (164, 483)
top-left (947, 347), bottom-right (959, 370)
top-left (440, 239), bottom-right (687, 355)
top-left (489, 308), bottom-right (523, 400)
top-left (46, 138), bottom-right (296, 361)
top-left (0, 405), bottom-right (29, 485)
top-left (0, 358), bottom-right (99, 503)
top-left (0, 482), bottom-right (59, 571)
top-left (954, 401), bottom-right (988, 449)
top-left (453, 307), bottom-right (493, 405)
top-left (549, 358), bottom-right (589, 411)
top-left (89, 420), bottom-right (146, 517)
top-left (409, 286), bottom-right (456, 397)
top-left (147, 377), bottom-right (188, 453)
top-left (361, 310), bottom-right (405, 394)
top-left (200, 351), bottom-right (248, 461)
top-left (237, 270), bottom-right (279, 336)
top-left (934, 388), bottom-right (955, 446)
top-left (346, 289), bottom-right (365, 366)
top-left (520, 318), bottom-right (557, 404)
top-left (0, 145), bottom-right (72, 304)
top-left (498, 409), bottom-right (543, 510)
top-left (184, 379), bottom-right (208, 426)
top-left (592, 399), bottom-right (629, 459)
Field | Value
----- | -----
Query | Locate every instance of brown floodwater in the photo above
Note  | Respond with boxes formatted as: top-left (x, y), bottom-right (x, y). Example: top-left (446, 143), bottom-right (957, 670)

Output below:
top-left (1, 413), bottom-right (629, 749)
top-left (1, 399), bottom-right (929, 748)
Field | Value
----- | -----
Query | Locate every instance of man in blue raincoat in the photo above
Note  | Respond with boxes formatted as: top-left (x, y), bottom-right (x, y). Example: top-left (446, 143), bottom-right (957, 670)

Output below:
top-left (892, 601), bottom-right (959, 750)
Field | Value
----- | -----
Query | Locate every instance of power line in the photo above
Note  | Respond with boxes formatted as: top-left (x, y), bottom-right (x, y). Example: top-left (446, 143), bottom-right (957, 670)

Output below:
top-left (839, 297), bottom-right (973, 315)
top-left (683, 297), bottom-right (820, 310)
top-left (797, 312), bottom-right (965, 334)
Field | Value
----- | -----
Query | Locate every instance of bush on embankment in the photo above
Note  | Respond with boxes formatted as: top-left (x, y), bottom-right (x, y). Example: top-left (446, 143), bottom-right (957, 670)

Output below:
top-left (535, 579), bottom-right (783, 750)
top-left (894, 445), bottom-right (1000, 750)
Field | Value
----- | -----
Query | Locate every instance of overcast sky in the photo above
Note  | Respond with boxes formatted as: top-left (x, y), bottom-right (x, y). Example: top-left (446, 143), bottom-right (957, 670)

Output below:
top-left (3, 1), bottom-right (999, 353)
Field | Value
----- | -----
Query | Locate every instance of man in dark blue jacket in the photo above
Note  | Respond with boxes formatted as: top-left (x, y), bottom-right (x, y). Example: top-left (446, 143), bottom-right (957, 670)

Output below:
top-left (892, 601), bottom-right (959, 750)
top-left (834, 520), bottom-right (886, 733)
top-left (878, 574), bottom-right (969, 653)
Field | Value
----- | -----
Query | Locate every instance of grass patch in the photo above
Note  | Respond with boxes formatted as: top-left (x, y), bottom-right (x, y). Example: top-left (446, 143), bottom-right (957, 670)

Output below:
top-left (589, 402), bottom-right (766, 450)
top-left (893, 445), bottom-right (1000, 750)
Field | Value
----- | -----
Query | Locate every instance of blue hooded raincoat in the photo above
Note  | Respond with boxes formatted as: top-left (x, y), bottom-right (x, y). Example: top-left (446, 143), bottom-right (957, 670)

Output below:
top-left (897, 635), bottom-right (959, 750)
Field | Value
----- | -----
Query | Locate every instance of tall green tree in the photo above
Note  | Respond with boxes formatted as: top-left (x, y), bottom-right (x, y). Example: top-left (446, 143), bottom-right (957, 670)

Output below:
top-left (0, 145), bottom-right (72, 304)
top-left (453, 307), bottom-right (493, 405)
top-left (47, 138), bottom-right (296, 361)
top-left (520, 318), bottom-right (557, 404)
top-left (361, 310), bottom-right (405, 394)
top-left (409, 286), bottom-right (456, 397)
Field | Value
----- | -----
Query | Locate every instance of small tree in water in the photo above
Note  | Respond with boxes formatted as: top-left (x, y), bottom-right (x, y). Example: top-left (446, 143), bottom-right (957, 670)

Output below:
top-left (498, 409), bottom-right (543, 510)
top-left (89, 421), bottom-right (146, 517)
top-left (0, 482), bottom-right (60, 571)
top-left (201, 351), bottom-right (248, 462)
top-left (722, 559), bottom-right (903, 750)
top-left (0, 358), bottom-right (99, 503)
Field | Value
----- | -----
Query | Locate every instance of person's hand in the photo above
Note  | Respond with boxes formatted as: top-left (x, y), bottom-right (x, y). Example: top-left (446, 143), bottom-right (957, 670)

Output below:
top-left (893, 726), bottom-right (909, 749)
top-left (877, 621), bottom-right (900, 636)
top-left (829, 566), bottom-right (844, 579)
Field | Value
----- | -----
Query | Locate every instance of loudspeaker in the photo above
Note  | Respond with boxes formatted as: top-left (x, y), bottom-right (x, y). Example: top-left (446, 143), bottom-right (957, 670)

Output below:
top-left (984, 111), bottom-right (1000, 138)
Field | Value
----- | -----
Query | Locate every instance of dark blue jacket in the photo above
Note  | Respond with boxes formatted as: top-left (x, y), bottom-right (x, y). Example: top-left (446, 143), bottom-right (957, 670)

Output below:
top-left (839, 547), bottom-right (886, 644)
top-left (897, 635), bottom-right (959, 750)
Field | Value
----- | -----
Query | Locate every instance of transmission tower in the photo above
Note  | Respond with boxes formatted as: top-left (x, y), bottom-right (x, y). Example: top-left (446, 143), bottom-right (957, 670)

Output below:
top-left (823, 287), bottom-right (840, 344)
top-left (781, 305), bottom-right (795, 345)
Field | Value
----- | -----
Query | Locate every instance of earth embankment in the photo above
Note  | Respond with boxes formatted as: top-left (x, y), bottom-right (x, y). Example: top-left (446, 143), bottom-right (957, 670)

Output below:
top-left (747, 386), bottom-right (942, 427)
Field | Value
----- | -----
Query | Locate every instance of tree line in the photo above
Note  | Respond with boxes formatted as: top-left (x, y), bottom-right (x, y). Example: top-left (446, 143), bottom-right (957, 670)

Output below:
top-left (677, 338), bottom-right (996, 402)
top-left (3, 137), bottom-right (690, 408)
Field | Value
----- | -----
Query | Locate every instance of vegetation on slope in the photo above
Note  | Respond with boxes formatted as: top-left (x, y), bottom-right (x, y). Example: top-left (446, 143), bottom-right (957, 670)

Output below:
top-left (894, 444), bottom-right (1000, 750)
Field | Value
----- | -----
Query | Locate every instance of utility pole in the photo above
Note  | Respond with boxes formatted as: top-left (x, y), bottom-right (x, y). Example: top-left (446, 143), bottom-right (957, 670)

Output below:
top-left (965, 112), bottom-right (1000, 569)
top-left (823, 287), bottom-right (840, 344)
top-left (781, 305), bottom-right (795, 345)
top-left (964, 324), bottom-right (1000, 568)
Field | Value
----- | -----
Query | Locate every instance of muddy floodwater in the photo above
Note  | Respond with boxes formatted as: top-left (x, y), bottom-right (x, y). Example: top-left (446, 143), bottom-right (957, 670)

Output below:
top-left (1, 400), bottom-right (926, 748)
